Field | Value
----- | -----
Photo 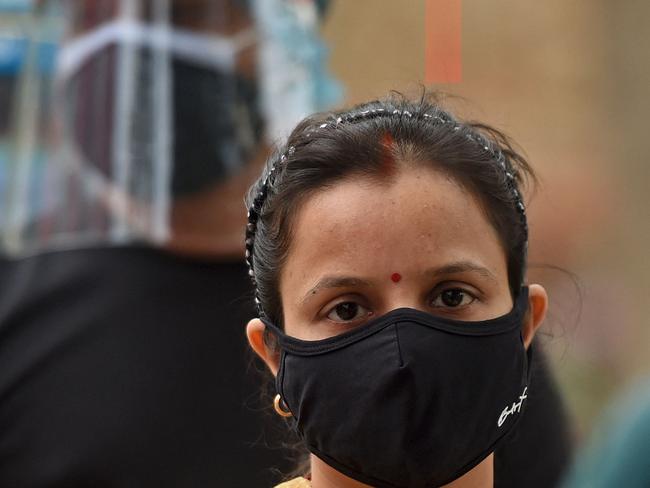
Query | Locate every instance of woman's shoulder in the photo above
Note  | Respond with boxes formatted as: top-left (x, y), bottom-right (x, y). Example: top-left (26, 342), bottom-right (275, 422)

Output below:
top-left (274, 476), bottom-right (311, 488)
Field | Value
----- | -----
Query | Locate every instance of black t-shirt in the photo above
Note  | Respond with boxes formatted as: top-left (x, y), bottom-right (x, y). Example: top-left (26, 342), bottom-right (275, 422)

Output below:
top-left (0, 246), bottom-right (290, 487)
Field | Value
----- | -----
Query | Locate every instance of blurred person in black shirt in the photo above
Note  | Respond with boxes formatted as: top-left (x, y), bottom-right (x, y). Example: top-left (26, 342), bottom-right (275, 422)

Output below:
top-left (0, 0), bottom-right (340, 486)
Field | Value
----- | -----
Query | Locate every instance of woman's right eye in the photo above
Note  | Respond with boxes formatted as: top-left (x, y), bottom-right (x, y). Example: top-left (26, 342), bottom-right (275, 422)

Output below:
top-left (326, 301), bottom-right (370, 323)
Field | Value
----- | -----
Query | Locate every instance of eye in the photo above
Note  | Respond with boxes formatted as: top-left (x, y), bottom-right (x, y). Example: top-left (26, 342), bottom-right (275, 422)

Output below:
top-left (326, 301), bottom-right (370, 323)
top-left (431, 288), bottom-right (476, 308)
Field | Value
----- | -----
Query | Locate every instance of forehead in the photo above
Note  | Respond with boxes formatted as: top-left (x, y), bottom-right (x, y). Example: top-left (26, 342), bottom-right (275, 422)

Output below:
top-left (279, 166), bottom-right (508, 291)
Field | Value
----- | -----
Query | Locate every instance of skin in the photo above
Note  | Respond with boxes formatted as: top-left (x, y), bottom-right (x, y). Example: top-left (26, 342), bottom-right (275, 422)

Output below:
top-left (247, 165), bottom-right (548, 488)
top-left (167, 144), bottom-right (268, 258)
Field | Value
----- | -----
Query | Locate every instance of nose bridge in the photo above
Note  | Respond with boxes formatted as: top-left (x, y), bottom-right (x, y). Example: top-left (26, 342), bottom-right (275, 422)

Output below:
top-left (382, 282), bottom-right (423, 314)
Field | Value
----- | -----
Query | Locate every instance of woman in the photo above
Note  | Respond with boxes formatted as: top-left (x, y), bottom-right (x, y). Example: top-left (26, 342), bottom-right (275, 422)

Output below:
top-left (244, 94), bottom-right (570, 487)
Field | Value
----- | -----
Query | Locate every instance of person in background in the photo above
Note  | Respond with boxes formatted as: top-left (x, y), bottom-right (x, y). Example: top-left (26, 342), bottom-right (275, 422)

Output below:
top-left (561, 379), bottom-right (650, 488)
top-left (0, 0), bottom-right (340, 486)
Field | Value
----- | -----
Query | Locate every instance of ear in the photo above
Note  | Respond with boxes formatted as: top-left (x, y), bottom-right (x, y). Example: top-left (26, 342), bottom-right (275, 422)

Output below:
top-left (522, 284), bottom-right (548, 349)
top-left (246, 318), bottom-right (280, 376)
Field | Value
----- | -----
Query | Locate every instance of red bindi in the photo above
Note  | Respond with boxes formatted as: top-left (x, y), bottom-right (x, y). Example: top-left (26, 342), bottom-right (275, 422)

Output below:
top-left (378, 131), bottom-right (396, 176)
top-left (390, 273), bottom-right (402, 283)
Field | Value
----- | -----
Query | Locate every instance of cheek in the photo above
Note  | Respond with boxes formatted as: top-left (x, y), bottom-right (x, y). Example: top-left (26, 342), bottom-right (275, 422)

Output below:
top-left (492, 289), bottom-right (516, 317)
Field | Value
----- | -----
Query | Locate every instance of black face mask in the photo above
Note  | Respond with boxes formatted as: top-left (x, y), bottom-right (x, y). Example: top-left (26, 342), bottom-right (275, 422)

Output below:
top-left (263, 287), bottom-right (532, 488)
top-left (172, 58), bottom-right (263, 196)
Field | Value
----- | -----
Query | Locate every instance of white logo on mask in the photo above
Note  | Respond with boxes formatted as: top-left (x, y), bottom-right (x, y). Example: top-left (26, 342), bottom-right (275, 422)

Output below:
top-left (498, 386), bottom-right (528, 427)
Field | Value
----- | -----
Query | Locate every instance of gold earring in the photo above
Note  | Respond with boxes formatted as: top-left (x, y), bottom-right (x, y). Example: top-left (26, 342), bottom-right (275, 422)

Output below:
top-left (273, 394), bottom-right (293, 418)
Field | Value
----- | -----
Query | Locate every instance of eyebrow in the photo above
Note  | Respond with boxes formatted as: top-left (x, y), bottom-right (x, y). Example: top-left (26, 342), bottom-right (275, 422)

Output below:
top-left (424, 261), bottom-right (498, 283)
top-left (301, 276), bottom-right (372, 305)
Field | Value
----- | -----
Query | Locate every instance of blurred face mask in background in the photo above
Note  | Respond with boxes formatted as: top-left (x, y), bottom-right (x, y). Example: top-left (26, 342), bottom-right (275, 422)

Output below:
top-left (56, 11), bottom-right (263, 201)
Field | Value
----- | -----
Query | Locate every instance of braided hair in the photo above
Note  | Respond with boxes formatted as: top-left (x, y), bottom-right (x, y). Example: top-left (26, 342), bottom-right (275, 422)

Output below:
top-left (245, 93), bottom-right (534, 324)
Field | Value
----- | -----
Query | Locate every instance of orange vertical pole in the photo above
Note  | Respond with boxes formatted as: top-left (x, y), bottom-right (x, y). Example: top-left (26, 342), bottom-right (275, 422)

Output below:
top-left (425, 0), bottom-right (462, 83)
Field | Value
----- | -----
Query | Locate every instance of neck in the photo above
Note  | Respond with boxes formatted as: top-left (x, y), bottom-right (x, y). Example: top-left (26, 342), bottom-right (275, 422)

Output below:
top-left (309, 453), bottom-right (494, 488)
top-left (442, 454), bottom-right (494, 488)
top-left (309, 454), bottom-right (372, 488)
top-left (166, 146), bottom-right (267, 258)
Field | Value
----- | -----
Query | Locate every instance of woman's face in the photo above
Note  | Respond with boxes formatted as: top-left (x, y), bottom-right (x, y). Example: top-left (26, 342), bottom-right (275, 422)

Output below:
top-left (278, 165), bottom-right (515, 340)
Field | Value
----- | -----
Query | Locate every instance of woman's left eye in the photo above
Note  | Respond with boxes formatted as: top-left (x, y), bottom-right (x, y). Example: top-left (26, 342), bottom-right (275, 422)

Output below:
top-left (326, 302), bottom-right (370, 323)
top-left (431, 288), bottom-right (476, 308)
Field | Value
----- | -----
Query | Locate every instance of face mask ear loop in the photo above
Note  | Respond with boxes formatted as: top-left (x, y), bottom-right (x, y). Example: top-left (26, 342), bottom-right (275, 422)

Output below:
top-left (522, 327), bottom-right (535, 413)
top-left (168, 27), bottom-right (258, 71)
top-left (515, 285), bottom-right (530, 319)
top-left (260, 317), bottom-right (288, 344)
top-left (260, 321), bottom-right (294, 419)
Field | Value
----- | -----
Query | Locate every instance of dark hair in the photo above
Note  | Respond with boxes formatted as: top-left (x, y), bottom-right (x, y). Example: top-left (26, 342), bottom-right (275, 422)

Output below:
top-left (245, 93), bottom-right (535, 326)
